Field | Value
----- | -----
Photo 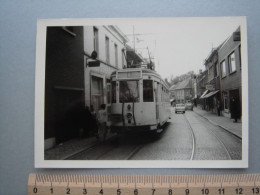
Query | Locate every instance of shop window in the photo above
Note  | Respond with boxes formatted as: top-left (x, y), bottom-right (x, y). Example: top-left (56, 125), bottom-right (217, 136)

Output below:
top-left (223, 92), bottom-right (229, 112)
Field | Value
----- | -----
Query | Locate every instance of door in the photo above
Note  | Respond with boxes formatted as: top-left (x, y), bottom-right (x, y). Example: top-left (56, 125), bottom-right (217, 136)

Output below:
top-left (91, 76), bottom-right (104, 111)
top-left (229, 89), bottom-right (241, 118)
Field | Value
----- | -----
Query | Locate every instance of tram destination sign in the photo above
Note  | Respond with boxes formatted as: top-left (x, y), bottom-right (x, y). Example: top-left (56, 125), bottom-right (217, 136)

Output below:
top-left (117, 70), bottom-right (142, 79)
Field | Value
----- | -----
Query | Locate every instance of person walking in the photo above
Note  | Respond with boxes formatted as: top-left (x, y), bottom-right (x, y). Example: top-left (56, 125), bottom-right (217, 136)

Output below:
top-left (90, 105), bottom-right (98, 138)
top-left (96, 104), bottom-right (107, 142)
top-left (217, 100), bottom-right (221, 116)
top-left (230, 96), bottom-right (239, 123)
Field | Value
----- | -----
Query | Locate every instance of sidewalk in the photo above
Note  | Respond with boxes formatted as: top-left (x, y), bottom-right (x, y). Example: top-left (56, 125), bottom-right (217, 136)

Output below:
top-left (193, 107), bottom-right (242, 139)
top-left (44, 132), bottom-right (117, 160)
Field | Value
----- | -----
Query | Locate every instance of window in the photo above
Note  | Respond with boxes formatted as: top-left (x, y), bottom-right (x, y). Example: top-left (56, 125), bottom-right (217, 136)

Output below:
top-left (112, 81), bottom-right (116, 103)
top-left (214, 62), bottom-right (219, 77)
top-left (122, 49), bottom-right (125, 68)
top-left (119, 81), bottom-right (139, 103)
top-left (228, 52), bottom-right (236, 73)
top-left (220, 60), bottom-right (227, 78)
top-left (105, 36), bottom-right (110, 63)
top-left (208, 66), bottom-right (214, 81)
top-left (239, 45), bottom-right (241, 70)
top-left (93, 27), bottom-right (99, 56)
top-left (114, 44), bottom-right (118, 68)
top-left (143, 80), bottom-right (154, 102)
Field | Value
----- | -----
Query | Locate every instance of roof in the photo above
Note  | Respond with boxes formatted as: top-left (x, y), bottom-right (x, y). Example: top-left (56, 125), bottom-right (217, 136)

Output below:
top-left (174, 79), bottom-right (192, 90)
top-left (169, 83), bottom-right (179, 91)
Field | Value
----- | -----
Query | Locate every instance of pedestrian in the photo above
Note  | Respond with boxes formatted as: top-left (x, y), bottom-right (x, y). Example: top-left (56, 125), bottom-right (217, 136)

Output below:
top-left (90, 105), bottom-right (98, 138)
top-left (230, 96), bottom-right (240, 123)
top-left (217, 100), bottom-right (221, 116)
top-left (96, 104), bottom-right (107, 142)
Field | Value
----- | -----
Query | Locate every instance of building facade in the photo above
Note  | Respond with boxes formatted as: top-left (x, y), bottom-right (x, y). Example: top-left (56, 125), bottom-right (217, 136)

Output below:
top-left (173, 79), bottom-right (193, 104)
top-left (83, 26), bottom-right (128, 111)
top-left (196, 26), bottom-right (241, 119)
top-left (218, 27), bottom-right (241, 118)
top-left (45, 25), bottom-right (128, 148)
top-left (201, 47), bottom-right (221, 113)
top-left (45, 26), bottom-right (85, 147)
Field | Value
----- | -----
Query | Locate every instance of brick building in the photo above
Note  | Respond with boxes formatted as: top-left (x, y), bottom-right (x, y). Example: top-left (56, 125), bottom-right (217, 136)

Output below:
top-left (218, 27), bottom-right (241, 118)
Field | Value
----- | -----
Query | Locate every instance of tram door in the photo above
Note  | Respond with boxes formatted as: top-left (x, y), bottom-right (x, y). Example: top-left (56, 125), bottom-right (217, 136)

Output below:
top-left (154, 82), bottom-right (160, 121)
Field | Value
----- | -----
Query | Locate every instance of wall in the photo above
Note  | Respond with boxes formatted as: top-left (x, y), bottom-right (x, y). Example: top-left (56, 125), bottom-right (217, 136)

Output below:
top-left (45, 26), bottom-right (84, 140)
top-left (83, 26), bottom-right (126, 108)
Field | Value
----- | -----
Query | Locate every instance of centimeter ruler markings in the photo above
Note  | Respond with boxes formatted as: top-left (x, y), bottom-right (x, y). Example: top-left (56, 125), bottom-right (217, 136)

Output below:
top-left (28, 174), bottom-right (260, 195)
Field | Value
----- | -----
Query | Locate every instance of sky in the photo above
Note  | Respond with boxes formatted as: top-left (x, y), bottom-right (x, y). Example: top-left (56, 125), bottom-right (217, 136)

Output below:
top-left (116, 17), bottom-right (244, 80)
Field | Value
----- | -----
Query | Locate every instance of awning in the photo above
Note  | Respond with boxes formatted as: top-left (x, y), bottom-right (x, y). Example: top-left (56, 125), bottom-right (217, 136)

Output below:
top-left (203, 90), bottom-right (219, 98)
top-left (199, 90), bottom-right (209, 99)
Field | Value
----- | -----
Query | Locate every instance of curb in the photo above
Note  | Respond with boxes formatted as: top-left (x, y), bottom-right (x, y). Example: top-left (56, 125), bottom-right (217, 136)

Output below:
top-left (193, 109), bottom-right (242, 140)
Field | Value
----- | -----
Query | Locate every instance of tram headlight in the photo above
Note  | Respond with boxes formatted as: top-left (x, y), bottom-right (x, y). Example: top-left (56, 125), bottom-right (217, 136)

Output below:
top-left (126, 112), bottom-right (133, 120)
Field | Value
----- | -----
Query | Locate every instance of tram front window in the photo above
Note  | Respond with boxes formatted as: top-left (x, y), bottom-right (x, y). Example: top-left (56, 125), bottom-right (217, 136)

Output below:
top-left (119, 81), bottom-right (139, 103)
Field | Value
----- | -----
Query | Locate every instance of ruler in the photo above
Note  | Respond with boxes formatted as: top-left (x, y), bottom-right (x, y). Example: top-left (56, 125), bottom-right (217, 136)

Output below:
top-left (28, 174), bottom-right (260, 195)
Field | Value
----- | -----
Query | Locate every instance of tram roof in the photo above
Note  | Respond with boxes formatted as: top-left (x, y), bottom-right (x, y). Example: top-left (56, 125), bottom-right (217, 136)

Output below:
top-left (111, 68), bottom-right (160, 76)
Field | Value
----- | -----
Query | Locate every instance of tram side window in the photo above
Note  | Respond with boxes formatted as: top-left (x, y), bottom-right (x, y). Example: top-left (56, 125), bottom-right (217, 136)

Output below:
top-left (112, 81), bottom-right (116, 103)
top-left (143, 80), bottom-right (154, 102)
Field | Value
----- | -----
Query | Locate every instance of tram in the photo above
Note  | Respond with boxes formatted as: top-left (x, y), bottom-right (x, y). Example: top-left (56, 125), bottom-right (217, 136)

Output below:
top-left (109, 68), bottom-right (171, 134)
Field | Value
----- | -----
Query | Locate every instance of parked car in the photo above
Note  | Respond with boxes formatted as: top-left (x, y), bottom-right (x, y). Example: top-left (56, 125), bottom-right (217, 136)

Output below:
top-left (185, 102), bottom-right (193, 111)
top-left (175, 104), bottom-right (185, 114)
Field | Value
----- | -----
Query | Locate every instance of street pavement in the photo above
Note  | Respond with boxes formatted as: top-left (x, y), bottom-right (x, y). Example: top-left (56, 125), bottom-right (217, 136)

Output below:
top-left (193, 107), bottom-right (242, 138)
top-left (44, 132), bottom-right (117, 160)
top-left (45, 107), bottom-right (242, 160)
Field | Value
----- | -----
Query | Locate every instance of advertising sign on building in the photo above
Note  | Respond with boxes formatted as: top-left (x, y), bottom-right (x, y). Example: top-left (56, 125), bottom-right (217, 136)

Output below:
top-left (206, 84), bottom-right (215, 90)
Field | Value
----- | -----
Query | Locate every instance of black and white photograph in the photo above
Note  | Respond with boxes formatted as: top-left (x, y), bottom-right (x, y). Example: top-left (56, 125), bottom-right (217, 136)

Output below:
top-left (35, 17), bottom-right (248, 168)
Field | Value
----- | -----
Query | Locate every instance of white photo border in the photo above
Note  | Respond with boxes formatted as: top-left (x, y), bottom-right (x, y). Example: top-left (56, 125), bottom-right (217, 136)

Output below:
top-left (35, 17), bottom-right (248, 168)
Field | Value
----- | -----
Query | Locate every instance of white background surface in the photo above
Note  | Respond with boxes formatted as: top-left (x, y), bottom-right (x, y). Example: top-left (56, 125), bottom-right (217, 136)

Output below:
top-left (0, 1), bottom-right (260, 194)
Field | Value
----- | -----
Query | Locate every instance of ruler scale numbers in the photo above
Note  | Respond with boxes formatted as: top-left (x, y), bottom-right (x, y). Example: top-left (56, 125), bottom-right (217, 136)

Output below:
top-left (28, 174), bottom-right (260, 195)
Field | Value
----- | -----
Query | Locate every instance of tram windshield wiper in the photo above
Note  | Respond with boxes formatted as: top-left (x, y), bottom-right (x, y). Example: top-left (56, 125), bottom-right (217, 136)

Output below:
top-left (119, 80), bottom-right (139, 103)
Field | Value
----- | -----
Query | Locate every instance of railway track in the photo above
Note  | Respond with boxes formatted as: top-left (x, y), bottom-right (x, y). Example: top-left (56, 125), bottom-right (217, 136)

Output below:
top-left (183, 111), bottom-right (242, 160)
top-left (183, 113), bottom-right (196, 160)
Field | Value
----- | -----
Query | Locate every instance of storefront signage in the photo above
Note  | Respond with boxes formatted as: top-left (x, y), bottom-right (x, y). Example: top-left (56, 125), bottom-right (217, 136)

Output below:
top-left (206, 84), bottom-right (215, 90)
